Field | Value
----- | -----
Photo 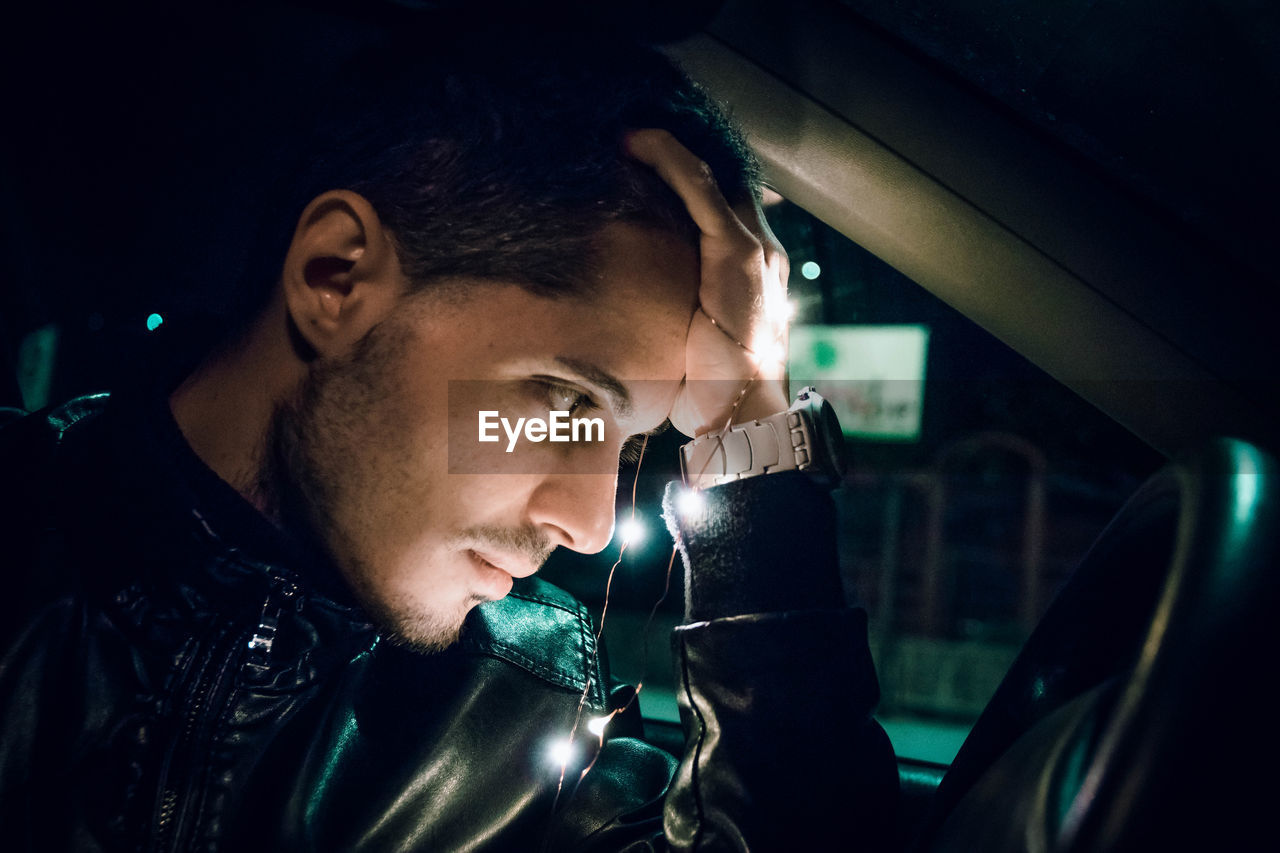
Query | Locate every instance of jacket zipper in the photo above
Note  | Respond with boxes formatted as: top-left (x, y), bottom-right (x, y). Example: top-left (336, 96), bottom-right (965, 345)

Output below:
top-left (152, 578), bottom-right (298, 851)
top-left (151, 625), bottom-right (241, 852)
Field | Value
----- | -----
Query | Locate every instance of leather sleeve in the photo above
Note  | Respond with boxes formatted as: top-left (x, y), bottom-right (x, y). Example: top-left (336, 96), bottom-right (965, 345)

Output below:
top-left (2, 402), bottom-right (898, 851)
top-left (657, 472), bottom-right (899, 850)
top-left (557, 472), bottom-right (899, 851)
top-left (663, 609), bottom-right (897, 850)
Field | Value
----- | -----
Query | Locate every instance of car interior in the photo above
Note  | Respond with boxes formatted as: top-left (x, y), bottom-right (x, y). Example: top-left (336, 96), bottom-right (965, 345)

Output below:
top-left (3, 0), bottom-right (1277, 849)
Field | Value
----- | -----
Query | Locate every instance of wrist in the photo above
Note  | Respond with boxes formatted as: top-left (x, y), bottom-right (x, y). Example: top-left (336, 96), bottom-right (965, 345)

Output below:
top-left (683, 377), bottom-right (788, 438)
top-left (680, 387), bottom-right (847, 490)
top-left (725, 379), bottom-right (789, 428)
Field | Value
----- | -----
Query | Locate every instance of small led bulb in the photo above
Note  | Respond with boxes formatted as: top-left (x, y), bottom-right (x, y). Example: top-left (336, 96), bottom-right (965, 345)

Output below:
top-left (587, 715), bottom-right (612, 737)
top-left (617, 516), bottom-right (647, 547)
top-left (547, 738), bottom-right (576, 768)
top-left (675, 488), bottom-right (705, 519)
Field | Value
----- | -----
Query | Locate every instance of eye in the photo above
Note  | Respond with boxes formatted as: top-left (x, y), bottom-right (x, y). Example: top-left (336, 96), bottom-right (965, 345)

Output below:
top-left (542, 381), bottom-right (594, 416)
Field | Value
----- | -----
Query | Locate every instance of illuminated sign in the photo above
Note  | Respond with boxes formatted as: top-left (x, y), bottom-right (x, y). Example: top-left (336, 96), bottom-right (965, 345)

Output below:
top-left (788, 324), bottom-right (930, 441)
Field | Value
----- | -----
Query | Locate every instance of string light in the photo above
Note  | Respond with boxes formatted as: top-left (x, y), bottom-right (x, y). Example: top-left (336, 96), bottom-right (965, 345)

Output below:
top-left (617, 516), bottom-right (647, 548)
top-left (546, 253), bottom-right (799, 846)
top-left (674, 487), bottom-right (705, 519)
top-left (547, 737), bottom-right (576, 769)
top-left (586, 715), bottom-right (612, 737)
top-left (547, 435), bottom-right (651, 829)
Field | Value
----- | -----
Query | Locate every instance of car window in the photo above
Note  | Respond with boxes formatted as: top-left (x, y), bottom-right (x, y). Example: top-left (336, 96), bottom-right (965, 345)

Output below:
top-left (832, 0), bottom-right (1277, 281)
top-left (540, 195), bottom-right (1163, 765)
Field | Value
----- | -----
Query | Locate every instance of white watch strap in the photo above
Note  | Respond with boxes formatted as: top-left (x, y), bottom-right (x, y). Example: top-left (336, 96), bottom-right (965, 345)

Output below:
top-left (680, 409), bottom-right (814, 487)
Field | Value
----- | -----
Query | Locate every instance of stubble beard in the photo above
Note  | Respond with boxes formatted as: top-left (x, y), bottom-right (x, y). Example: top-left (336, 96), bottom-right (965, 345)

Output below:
top-left (258, 318), bottom-right (468, 655)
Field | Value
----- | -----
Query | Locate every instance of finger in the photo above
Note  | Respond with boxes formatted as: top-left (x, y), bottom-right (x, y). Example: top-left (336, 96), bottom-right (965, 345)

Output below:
top-left (730, 198), bottom-right (790, 301)
top-left (625, 129), bottom-right (752, 243)
top-left (732, 198), bottom-right (787, 266)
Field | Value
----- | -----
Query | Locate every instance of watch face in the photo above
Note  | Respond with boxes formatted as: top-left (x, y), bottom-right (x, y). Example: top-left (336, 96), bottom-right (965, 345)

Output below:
top-left (816, 398), bottom-right (848, 477)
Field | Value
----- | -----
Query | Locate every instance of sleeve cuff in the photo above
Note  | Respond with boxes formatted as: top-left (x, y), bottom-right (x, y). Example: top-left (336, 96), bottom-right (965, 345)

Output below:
top-left (662, 471), bottom-right (848, 622)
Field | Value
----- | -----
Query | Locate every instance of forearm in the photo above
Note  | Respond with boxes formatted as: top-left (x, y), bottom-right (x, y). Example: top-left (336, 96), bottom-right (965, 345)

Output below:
top-left (659, 473), bottom-right (899, 850)
top-left (664, 472), bottom-right (845, 622)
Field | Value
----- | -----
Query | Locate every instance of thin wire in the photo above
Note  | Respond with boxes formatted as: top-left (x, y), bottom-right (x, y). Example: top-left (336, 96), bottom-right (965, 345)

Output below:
top-left (681, 368), bottom-right (763, 490)
top-left (574, 541), bottom-right (680, 787)
top-left (564, 438), bottom-right (678, 801)
top-left (545, 434), bottom-right (650, 834)
top-left (593, 433), bottom-right (648, 644)
top-left (542, 308), bottom-right (789, 842)
top-left (698, 304), bottom-right (754, 354)
top-left (546, 375), bottom-right (754, 836)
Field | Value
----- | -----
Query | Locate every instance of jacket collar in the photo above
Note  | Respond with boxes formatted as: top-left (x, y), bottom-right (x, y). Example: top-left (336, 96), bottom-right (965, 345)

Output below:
top-left (49, 323), bottom-right (605, 703)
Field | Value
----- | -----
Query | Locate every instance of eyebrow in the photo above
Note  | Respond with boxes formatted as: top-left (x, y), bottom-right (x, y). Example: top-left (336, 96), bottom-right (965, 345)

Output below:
top-left (553, 356), bottom-right (634, 419)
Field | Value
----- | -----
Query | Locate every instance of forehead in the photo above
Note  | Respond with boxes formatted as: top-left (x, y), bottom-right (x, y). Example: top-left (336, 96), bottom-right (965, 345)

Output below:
top-left (574, 222), bottom-right (700, 375)
top-left (401, 222), bottom-right (698, 416)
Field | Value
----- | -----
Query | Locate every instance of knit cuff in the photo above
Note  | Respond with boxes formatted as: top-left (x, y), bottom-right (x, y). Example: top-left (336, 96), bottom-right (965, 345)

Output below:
top-left (662, 472), bottom-right (847, 622)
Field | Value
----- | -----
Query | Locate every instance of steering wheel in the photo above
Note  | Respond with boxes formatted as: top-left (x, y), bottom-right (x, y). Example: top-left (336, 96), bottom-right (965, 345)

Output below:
top-left (912, 438), bottom-right (1280, 852)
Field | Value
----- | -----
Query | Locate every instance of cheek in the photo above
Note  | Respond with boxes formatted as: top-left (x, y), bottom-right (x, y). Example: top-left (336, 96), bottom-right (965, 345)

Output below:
top-left (321, 388), bottom-right (451, 555)
top-left (365, 351), bottom-right (453, 478)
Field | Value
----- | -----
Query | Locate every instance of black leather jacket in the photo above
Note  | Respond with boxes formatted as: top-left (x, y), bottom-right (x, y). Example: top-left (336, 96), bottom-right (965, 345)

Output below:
top-left (0, 390), bottom-right (897, 851)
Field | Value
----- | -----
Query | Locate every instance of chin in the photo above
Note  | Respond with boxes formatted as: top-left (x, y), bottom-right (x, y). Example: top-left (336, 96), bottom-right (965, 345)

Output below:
top-left (375, 600), bottom-right (474, 654)
top-left (349, 577), bottom-right (477, 655)
top-left (381, 620), bottom-right (466, 655)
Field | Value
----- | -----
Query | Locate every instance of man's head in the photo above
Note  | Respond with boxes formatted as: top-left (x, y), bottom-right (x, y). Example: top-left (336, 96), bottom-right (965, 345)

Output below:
top-left (181, 31), bottom-right (759, 652)
top-left (242, 31), bottom-right (758, 311)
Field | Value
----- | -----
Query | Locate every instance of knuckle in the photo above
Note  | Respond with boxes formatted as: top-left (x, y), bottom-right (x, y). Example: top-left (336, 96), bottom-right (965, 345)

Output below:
top-left (695, 159), bottom-right (718, 187)
top-left (640, 128), bottom-right (674, 149)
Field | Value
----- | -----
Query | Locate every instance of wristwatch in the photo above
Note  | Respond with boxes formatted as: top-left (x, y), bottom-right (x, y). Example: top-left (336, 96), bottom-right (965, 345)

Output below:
top-left (679, 387), bottom-right (847, 488)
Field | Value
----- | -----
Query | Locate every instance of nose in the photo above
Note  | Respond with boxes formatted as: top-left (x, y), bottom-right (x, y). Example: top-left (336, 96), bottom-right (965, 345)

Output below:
top-left (526, 469), bottom-right (618, 555)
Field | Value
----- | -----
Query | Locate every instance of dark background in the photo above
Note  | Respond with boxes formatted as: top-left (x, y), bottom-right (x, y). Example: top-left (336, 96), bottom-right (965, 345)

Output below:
top-left (0, 0), bottom-right (726, 409)
top-left (4, 0), bottom-right (1276, 415)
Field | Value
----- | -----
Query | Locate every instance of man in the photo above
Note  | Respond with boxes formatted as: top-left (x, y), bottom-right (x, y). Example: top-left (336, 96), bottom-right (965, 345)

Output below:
top-left (0, 27), bottom-right (896, 851)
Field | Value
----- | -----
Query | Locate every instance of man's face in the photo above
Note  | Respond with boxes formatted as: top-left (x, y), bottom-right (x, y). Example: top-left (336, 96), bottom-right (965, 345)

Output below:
top-left (275, 223), bottom-right (698, 651)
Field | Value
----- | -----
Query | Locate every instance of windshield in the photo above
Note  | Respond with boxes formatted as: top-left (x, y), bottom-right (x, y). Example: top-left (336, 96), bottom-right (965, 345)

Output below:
top-left (541, 195), bottom-right (1162, 765)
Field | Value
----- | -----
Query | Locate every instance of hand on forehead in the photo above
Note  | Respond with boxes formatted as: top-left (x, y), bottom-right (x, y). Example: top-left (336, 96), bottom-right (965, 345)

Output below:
top-left (624, 129), bottom-right (791, 436)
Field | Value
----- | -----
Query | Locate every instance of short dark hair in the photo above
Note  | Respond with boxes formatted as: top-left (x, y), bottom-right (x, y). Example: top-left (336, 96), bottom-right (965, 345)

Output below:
top-left (252, 29), bottom-right (758, 303)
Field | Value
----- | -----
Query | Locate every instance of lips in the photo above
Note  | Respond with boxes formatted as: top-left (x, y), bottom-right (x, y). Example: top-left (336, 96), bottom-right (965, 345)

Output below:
top-left (466, 550), bottom-right (516, 601)
top-left (469, 548), bottom-right (538, 579)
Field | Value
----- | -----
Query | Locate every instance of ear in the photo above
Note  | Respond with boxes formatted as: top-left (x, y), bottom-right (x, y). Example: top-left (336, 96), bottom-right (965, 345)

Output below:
top-left (280, 190), bottom-right (408, 356)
